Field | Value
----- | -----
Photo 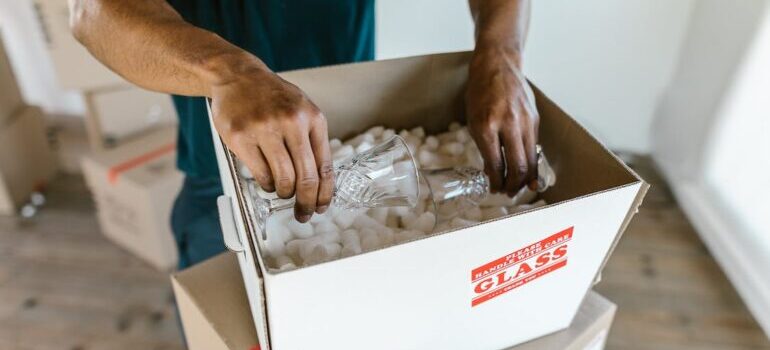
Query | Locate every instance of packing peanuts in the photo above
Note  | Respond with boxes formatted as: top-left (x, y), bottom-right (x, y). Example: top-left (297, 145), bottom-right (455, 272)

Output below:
top-left (209, 52), bottom-right (648, 349)
top-left (172, 253), bottom-right (617, 350)
top-left (0, 106), bottom-right (57, 215)
top-left (81, 126), bottom-right (182, 271)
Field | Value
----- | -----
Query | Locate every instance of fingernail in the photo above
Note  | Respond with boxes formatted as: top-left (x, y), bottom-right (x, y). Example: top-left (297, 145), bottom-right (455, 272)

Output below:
top-left (528, 179), bottom-right (539, 191)
top-left (296, 213), bottom-right (311, 223)
top-left (317, 205), bottom-right (328, 214)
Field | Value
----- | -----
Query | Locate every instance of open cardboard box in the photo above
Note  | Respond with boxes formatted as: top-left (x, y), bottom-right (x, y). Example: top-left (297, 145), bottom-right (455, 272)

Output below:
top-left (173, 253), bottom-right (617, 350)
top-left (208, 52), bottom-right (648, 350)
top-left (0, 106), bottom-right (57, 215)
top-left (81, 126), bottom-right (182, 271)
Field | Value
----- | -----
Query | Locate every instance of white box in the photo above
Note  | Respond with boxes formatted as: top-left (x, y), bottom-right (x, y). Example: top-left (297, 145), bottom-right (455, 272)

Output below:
top-left (210, 52), bottom-right (648, 350)
top-left (0, 33), bottom-right (24, 122)
top-left (81, 126), bottom-right (182, 271)
top-left (0, 106), bottom-right (57, 215)
top-left (172, 253), bottom-right (617, 350)
top-left (84, 86), bottom-right (178, 150)
top-left (32, 0), bottom-right (126, 89)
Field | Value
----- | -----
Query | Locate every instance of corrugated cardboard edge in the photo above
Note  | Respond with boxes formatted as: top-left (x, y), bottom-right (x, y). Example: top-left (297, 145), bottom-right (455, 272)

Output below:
top-left (206, 98), bottom-right (273, 350)
top-left (592, 181), bottom-right (650, 286)
top-left (171, 253), bottom-right (259, 350)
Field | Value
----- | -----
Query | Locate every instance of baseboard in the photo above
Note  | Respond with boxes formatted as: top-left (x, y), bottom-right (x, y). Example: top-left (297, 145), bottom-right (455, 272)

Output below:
top-left (668, 181), bottom-right (770, 336)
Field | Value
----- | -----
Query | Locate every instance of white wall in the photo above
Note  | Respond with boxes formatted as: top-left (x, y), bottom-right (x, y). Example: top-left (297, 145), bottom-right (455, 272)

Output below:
top-left (652, 0), bottom-right (770, 335)
top-left (377, 0), bottom-right (695, 153)
top-left (0, 0), bottom-right (85, 116)
top-left (3, 0), bottom-right (694, 152)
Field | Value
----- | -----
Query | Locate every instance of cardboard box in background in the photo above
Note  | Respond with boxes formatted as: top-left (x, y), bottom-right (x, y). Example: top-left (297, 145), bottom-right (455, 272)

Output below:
top-left (81, 126), bottom-right (182, 271)
top-left (84, 86), bottom-right (178, 150)
top-left (49, 116), bottom-right (91, 174)
top-left (0, 32), bottom-right (24, 123)
top-left (172, 253), bottom-right (617, 350)
top-left (32, 0), bottom-right (126, 90)
top-left (0, 106), bottom-right (57, 215)
top-left (210, 52), bottom-right (648, 350)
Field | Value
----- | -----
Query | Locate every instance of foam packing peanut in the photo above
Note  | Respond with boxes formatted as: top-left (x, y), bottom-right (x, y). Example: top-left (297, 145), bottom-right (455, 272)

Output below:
top-left (305, 244), bottom-right (340, 265)
top-left (407, 212), bottom-right (435, 233)
top-left (450, 217), bottom-right (479, 229)
top-left (423, 136), bottom-right (439, 150)
top-left (366, 126), bottom-right (385, 138)
top-left (329, 138), bottom-right (343, 152)
top-left (481, 206), bottom-right (508, 221)
top-left (440, 142), bottom-right (464, 156)
top-left (332, 145), bottom-right (355, 161)
top-left (287, 220), bottom-right (315, 239)
top-left (345, 133), bottom-right (375, 148)
top-left (369, 207), bottom-right (389, 225)
top-left (360, 228), bottom-right (381, 251)
top-left (264, 236), bottom-right (287, 257)
top-left (355, 141), bottom-right (374, 154)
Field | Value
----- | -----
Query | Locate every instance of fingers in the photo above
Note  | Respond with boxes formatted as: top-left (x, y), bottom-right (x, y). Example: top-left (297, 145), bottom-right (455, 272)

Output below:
top-left (243, 145), bottom-right (275, 192)
top-left (500, 127), bottom-right (528, 196)
top-left (472, 128), bottom-right (505, 193)
top-left (260, 137), bottom-right (296, 200)
top-left (285, 127), bottom-right (320, 223)
top-left (522, 123), bottom-right (539, 191)
top-left (310, 116), bottom-right (334, 214)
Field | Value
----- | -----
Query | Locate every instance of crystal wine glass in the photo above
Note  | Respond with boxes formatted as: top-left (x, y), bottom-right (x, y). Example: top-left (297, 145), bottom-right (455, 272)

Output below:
top-left (247, 135), bottom-right (421, 237)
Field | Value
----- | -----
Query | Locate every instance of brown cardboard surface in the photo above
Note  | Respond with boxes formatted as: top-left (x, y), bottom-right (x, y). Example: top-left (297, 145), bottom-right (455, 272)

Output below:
top-left (83, 86), bottom-right (178, 151)
top-left (173, 252), bottom-right (616, 350)
top-left (217, 52), bottom-right (647, 350)
top-left (279, 52), bottom-right (642, 206)
top-left (172, 253), bottom-right (259, 350)
top-left (81, 126), bottom-right (182, 270)
top-left (0, 106), bottom-right (57, 215)
top-left (32, 0), bottom-right (127, 89)
top-left (50, 118), bottom-right (92, 174)
top-left (0, 33), bottom-right (23, 122)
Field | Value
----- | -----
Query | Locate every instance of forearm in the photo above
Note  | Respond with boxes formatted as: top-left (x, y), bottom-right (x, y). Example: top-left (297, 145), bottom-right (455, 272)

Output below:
top-left (469, 0), bottom-right (531, 65)
top-left (69, 0), bottom-right (267, 97)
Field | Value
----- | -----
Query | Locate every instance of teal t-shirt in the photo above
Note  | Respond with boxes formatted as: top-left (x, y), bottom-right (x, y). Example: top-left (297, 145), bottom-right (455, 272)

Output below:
top-left (167, 0), bottom-right (375, 178)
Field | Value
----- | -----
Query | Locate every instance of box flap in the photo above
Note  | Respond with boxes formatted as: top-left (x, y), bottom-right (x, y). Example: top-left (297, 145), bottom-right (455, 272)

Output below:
top-left (172, 253), bottom-right (259, 350)
top-left (174, 251), bottom-right (617, 350)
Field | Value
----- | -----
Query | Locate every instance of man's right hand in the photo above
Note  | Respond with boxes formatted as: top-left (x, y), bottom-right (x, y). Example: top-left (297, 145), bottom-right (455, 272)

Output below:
top-left (210, 63), bottom-right (333, 223)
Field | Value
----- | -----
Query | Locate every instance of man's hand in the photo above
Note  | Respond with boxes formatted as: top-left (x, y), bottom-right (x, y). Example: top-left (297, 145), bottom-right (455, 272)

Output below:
top-left (466, 47), bottom-right (539, 196)
top-left (211, 65), bottom-right (333, 223)
top-left (467, 0), bottom-right (535, 196)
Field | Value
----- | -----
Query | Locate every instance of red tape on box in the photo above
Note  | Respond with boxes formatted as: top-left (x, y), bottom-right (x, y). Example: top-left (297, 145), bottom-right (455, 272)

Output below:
top-left (107, 143), bottom-right (176, 184)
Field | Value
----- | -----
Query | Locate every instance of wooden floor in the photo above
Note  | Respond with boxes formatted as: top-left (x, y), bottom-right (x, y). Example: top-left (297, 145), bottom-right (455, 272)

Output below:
top-left (0, 157), bottom-right (767, 350)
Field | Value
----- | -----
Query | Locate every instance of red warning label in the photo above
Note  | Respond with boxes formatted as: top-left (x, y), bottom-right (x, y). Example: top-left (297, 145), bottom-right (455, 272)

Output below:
top-left (471, 226), bottom-right (573, 307)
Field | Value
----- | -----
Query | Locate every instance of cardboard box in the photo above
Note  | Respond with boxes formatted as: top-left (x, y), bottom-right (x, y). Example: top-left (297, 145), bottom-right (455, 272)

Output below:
top-left (84, 86), bottom-right (178, 150)
top-left (32, 0), bottom-right (127, 90)
top-left (209, 52), bottom-right (648, 349)
top-left (0, 33), bottom-right (24, 122)
top-left (172, 253), bottom-right (617, 350)
top-left (81, 126), bottom-right (182, 271)
top-left (0, 106), bottom-right (57, 215)
top-left (49, 117), bottom-right (91, 174)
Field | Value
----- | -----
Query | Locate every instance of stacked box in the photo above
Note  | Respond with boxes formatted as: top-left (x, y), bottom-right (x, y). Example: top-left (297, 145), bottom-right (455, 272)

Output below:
top-left (209, 52), bottom-right (648, 350)
top-left (0, 33), bottom-right (23, 123)
top-left (0, 106), bottom-right (57, 215)
top-left (32, 0), bottom-right (126, 90)
top-left (172, 253), bottom-right (617, 350)
top-left (81, 126), bottom-right (183, 271)
top-left (83, 86), bottom-right (178, 150)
